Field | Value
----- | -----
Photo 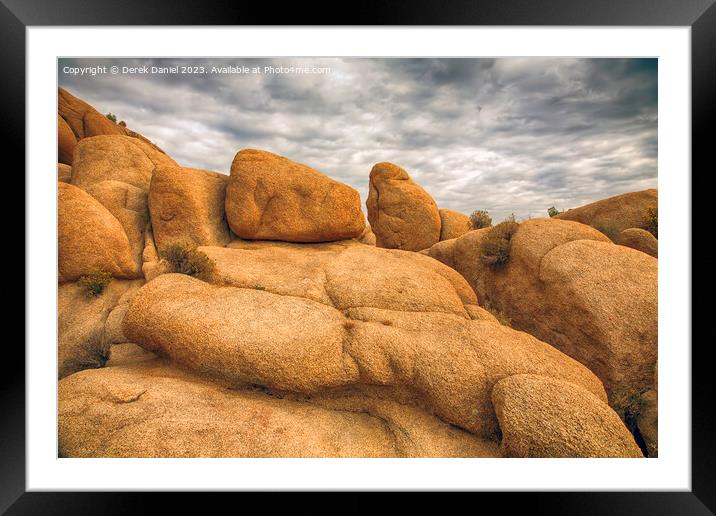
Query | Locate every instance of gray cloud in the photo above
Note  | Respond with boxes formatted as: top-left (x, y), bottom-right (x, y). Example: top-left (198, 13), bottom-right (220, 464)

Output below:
top-left (58, 57), bottom-right (657, 221)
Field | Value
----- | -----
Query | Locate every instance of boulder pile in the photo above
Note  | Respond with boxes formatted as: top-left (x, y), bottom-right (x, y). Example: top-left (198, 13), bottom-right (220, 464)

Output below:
top-left (56, 89), bottom-right (654, 458)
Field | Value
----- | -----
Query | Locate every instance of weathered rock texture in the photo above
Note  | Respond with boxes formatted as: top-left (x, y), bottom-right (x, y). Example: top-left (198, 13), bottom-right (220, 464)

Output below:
top-left (116, 242), bottom-right (634, 449)
top-left (555, 189), bottom-right (658, 238)
top-left (225, 149), bottom-right (365, 242)
top-left (617, 228), bottom-right (658, 258)
top-left (58, 279), bottom-right (143, 378)
top-left (70, 135), bottom-right (178, 273)
top-left (149, 165), bottom-right (231, 252)
top-left (71, 135), bottom-right (176, 193)
top-left (59, 346), bottom-right (501, 458)
top-left (492, 374), bottom-right (642, 457)
top-left (439, 208), bottom-right (471, 241)
top-left (356, 225), bottom-right (376, 246)
top-left (58, 115), bottom-right (77, 165)
top-left (367, 162), bottom-right (441, 251)
top-left (58, 183), bottom-right (139, 282)
top-left (58, 87), bottom-right (165, 153)
top-left (58, 163), bottom-right (72, 184)
top-left (424, 218), bottom-right (657, 401)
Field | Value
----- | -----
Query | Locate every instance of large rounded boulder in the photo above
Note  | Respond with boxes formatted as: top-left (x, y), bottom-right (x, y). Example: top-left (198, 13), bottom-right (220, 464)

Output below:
top-left (617, 228), bottom-right (658, 258)
top-left (492, 374), bottom-right (642, 457)
top-left (225, 149), bottom-right (365, 242)
top-left (58, 183), bottom-right (140, 282)
top-left (366, 162), bottom-right (441, 251)
top-left (59, 346), bottom-right (500, 458)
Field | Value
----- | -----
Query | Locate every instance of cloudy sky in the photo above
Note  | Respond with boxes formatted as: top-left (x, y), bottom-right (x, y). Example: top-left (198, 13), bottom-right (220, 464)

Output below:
top-left (58, 58), bottom-right (657, 221)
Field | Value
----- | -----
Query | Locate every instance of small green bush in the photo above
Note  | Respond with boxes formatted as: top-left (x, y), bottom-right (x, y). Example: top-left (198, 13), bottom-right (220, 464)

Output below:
top-left (645, 206), bottom-right (658, 238)
top-left (77, 269), bottom-right (112, 297)
top-left (480, 219), bottom-right (519, 267)
top-left (469, 209), bottom-right (492, 229)
top-left (105, 112), bottom-right (117, 123)
top-left (161, 241), bottom-right (215, 281)
top-left (547, 206), bottom-right (563, 218)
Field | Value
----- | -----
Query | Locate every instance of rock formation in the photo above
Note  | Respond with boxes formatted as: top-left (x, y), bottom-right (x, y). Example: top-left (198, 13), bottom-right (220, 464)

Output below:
top-left (439, 208), bottom-right (472, 241)
top-left (58, 163), bottom-right (72, 183)
top-left (617, 228), bottom-right (658, 258)
top-left (58, 114), bottom-right (77, 165)
top-left (423, 218), bottom-right (657, 403)
top-left (148, 165), bottom-right (232, 252)
top-left (492, 374), bottom-right (642, 457)
top-left (58, 86), bottom-right (165, 154)
top-left (58, 182), bottom-right (139, 282)
top-left (555, 189), bottom-right (658, 238)
top-left (56, 89), bottom-right (655, 459)
top-left (366, 162), bottom-right (441, 251)
top-left (58, 279), bottom-right (143, 378)
top-left (225, 149), bottom-right (365, 242)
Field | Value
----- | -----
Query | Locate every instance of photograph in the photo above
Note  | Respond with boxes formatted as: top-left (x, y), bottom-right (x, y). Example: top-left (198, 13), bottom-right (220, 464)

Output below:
top-left (56, 57), bottom-right (659, 459)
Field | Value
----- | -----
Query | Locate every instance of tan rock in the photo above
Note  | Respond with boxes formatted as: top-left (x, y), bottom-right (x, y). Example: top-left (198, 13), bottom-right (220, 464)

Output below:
top-left (439, 208), bottom-right (471, 241)
top-left (213, 239), bottom-right (477, 312)
top-left (70, 135), bottom-right (178, 271)
top-left (225, 149), bottom-right (365, 242)
top-left (617, 228), bottom-right (658, 258)
top-left (123, 243), bottom-right (609, 440)
top-left (356, 225), bottom-right (376, 245)
top-left (58, 183), bottom-right (140, 282)
top-left (58, 87), bottom-right (166, 154)
top-left (492, 374), bottom-right (642, 457)
top-left (58, 354), bottom-right (500, 458)
top-left (84, 180), bottom-right (149, 271)
top-left (424, 218), bottom-right (657, 400)
top-left (58, 115), bottom-right (77, 165)
top-left (148, 165), bottom-right (231, 252)
top-left (465, 305), bottom-right (499, 324)
top-left (71, 135), bottom-right (176, 193)
top-left (103, 283), bottom-right (144, 348)
top-left (58, 163), bottom-right (72, 183)
top-left (58, 279), bottom-right (143, 378)
top-left (59, 87), bottom-right (124, 140)
top-left (367, 162), bottom-right (441, 251)
top-left (555, 189), bottom-right (658, 238)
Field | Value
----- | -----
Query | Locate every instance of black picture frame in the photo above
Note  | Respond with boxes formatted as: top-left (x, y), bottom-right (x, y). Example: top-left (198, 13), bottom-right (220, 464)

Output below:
top-left (4, 0), bottom-right (708, 513)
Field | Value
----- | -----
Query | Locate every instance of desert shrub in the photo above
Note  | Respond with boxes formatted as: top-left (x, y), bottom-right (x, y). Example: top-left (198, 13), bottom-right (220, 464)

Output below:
top-left (105, 112), bottom-right (117, 123)
top-left (645, 206), bottom-right (658, 238)
top-left (77, 269), bottom-right (112, 297)
top-left (161, 241), bottom-right (215, 281)
top-left (547, 206), bottom-right (563, 218)
top-left (469, 209), bottom-right (492, 229)
top-left (480, 219), bottom-right (519, 267)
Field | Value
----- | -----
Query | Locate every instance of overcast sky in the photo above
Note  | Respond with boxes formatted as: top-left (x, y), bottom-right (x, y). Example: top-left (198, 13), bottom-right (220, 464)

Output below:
top-left (59, 58), bottom-right (657, 221)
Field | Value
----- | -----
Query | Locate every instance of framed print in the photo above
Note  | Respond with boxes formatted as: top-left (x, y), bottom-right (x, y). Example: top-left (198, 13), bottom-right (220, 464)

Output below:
top-left (4, 0), bottom-right (710, 513)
